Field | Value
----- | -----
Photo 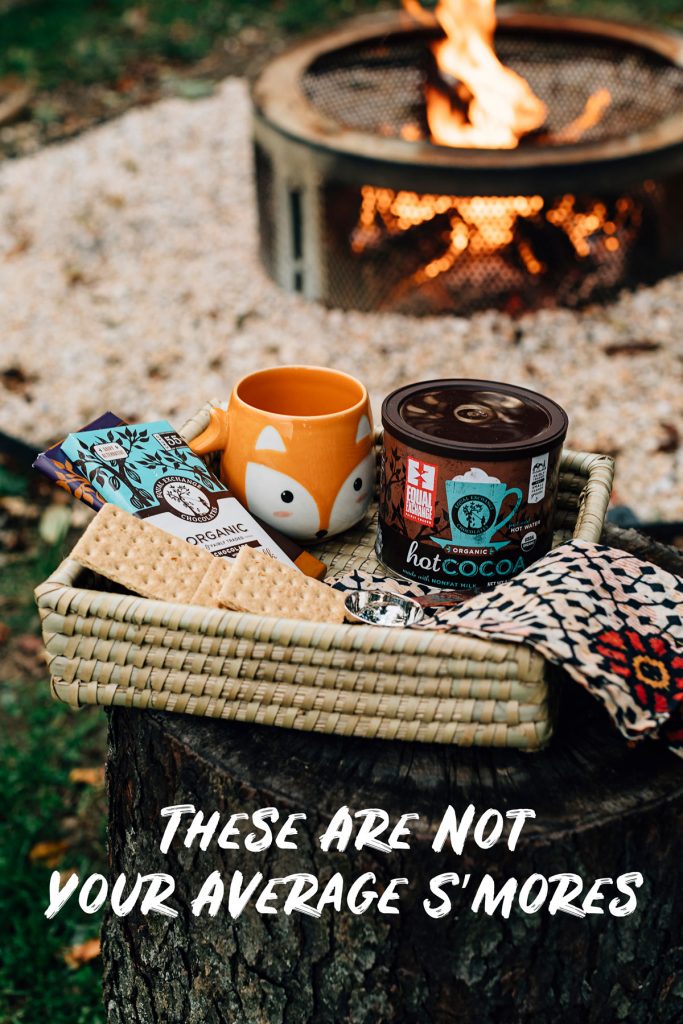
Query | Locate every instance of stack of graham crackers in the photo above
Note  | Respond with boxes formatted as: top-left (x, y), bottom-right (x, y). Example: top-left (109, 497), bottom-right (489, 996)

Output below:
top-left (71, 504), bottom-right (346, 624)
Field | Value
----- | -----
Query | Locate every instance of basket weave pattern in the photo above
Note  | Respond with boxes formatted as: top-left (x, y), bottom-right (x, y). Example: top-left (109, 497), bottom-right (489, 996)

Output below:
top-left (35, 405), bottom-right (614, 750)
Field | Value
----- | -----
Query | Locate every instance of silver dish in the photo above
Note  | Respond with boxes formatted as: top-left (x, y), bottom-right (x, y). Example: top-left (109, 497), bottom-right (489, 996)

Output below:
top-left (343, 590), bottom-right (425, 628)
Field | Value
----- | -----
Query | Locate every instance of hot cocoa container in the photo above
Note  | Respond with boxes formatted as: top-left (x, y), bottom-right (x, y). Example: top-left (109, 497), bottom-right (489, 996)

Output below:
top-left (377, 380), bottom-right (569, 592)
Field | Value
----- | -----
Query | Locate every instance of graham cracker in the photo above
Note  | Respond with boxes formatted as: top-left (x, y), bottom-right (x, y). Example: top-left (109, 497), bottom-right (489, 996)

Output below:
top-left (189, 556), bottom-right (235, 608)
top-left (70, 504), bottom-right (220, 605)
top-left (217, 545), bottom-right (346, 624)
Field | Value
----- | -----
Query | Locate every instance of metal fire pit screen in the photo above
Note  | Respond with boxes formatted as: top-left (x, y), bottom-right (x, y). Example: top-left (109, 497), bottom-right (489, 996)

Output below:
top-left (252, 11), bottom-right (683, 316)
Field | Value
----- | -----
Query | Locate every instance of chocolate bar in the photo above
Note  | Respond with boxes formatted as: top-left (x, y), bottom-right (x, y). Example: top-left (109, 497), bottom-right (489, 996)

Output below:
top-left (33, 412), bottom-right (126, 510)
top-left (62, 420), bottom-right (296, 568)
top-left (37, 415), bottom-right (326, 577)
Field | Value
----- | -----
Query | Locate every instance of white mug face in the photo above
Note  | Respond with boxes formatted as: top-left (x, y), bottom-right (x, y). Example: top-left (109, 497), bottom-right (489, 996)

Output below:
top-left (245, 463), bottom-right (321, 540)
top-left (245, 450), bottom-right (375, 541)
top-left (328, 451), bottom-right (375, 536)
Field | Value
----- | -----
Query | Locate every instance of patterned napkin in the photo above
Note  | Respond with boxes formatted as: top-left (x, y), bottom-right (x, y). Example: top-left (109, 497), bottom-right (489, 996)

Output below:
top-left (332, 540), bottom-right (683, 757)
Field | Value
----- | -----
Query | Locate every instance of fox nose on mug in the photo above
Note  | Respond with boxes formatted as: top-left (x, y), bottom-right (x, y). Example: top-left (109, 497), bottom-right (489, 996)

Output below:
top-left (315, 529), bottom-right (328, 539)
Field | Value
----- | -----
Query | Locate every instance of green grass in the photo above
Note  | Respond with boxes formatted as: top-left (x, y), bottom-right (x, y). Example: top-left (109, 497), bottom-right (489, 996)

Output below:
top-left (1, 0), bottom-right (682, 94)
top-left (0, 539), bottom-right (108, 1024)
top-left (541, 0), bottom-right (683, 21)
top-left (0, 0), bottom-right (384, 90)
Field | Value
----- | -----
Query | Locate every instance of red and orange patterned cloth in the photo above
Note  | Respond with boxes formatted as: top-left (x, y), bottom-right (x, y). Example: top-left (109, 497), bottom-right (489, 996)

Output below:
top-left (332, 540), bottom-right (683, 756)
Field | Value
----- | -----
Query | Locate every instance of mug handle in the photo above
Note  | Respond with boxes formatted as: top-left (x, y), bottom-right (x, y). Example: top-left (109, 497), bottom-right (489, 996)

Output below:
top-left (189, 407), bottom-right (230, 456)
top-left (493, 487), bottom-right (523, 534)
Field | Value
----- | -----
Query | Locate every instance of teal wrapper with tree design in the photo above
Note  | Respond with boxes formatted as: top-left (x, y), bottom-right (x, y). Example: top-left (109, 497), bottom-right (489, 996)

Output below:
top-left (62, 420), bottom-right (295, 565)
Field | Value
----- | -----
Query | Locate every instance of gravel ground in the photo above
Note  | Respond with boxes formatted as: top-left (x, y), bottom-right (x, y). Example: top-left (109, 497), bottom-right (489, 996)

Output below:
top-left (0, 78), bottom-right (681, 519)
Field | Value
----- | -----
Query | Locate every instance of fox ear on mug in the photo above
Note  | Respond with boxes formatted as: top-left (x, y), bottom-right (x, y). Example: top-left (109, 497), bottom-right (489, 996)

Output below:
top-left (255, 426), bottom-right (287, 452)
top-left (356, 415), bottom-right (371, 443)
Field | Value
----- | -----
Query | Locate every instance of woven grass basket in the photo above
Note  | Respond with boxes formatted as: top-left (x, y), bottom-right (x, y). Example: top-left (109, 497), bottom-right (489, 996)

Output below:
top-left (35, 404), bottom-right (614, 751)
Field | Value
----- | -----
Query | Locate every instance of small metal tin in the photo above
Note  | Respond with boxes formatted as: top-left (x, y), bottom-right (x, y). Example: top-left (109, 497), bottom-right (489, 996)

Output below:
top-left (344, 590), bottom-right (425, 627)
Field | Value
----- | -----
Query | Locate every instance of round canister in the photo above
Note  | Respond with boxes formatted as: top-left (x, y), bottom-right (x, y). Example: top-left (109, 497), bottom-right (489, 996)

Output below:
top-left (377, 380), bottom-right (569, 592)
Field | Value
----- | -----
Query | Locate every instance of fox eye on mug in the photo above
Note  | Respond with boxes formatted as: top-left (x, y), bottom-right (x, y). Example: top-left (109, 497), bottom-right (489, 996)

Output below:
top-left (353, 477), bottom-right (363, 491)
top-left (280, 490), bottom-right (294, 503)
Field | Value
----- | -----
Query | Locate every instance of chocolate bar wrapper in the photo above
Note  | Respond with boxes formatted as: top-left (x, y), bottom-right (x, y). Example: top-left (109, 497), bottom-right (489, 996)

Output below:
top-left (42, 414), bottom-right (326, 577)
top-left (32, 412), bottom-right (126, 510)
top-left (62, 421), bottom-right (297, 568)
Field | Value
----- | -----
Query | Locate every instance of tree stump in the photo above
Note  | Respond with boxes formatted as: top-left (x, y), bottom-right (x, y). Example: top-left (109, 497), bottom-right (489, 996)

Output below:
top-left (102, 528), bottom-right (683, 1024)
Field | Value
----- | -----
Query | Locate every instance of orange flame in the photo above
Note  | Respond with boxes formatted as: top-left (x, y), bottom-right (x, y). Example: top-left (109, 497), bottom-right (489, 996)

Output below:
top-left (553, 88), bottom-right (612, 144)
top-left (405, 0), bottom-right (547, 148)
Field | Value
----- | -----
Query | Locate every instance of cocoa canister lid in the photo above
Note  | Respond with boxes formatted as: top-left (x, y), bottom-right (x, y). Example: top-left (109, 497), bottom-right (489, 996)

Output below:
top-left (382, 379), bottom-right (568, 460)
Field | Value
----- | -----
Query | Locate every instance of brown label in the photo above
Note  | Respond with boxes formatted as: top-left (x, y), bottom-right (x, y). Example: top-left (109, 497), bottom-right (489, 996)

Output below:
top-left (377, 431), bottom-right (562, 591)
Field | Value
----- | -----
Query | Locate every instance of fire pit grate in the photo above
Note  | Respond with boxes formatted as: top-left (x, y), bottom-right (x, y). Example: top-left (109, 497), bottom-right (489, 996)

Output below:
top-left (252, 11), bottom-right (683, 317)
top-left (318, 181), bottom-right (660, 316)
top-left (302, 31), bottom-right (683, 146)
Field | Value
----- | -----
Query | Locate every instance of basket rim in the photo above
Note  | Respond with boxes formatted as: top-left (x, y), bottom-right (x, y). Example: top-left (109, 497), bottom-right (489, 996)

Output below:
top-left (35, 556), bottom-right (542, 663)
top-left (35, 430), bottom-right (613, 659)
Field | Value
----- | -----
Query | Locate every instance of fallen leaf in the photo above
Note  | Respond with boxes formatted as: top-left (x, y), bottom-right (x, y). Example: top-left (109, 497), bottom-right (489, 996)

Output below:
top-left (32, 102), bottom-right (61, 126)
top-left (171, 78), bottom-right (215, 100)
top-left (0, 528), bottom-right (23, 552)
top-left (0, 622), bottom-right (10, 646)
top-left (115, 74), bottom-right (138, 92)
top-left (656, 423), bottom-right (680, 454)
top-left (603, 339), bottom-right (661, 357)
top-left (38, 504), bottom-right (72, 545)
top-left (0, 495), bottom-right (39, 518)
top-left (29, 838), bottom-right (70, 868)
top-left (63, 938), bottom-right (101, 970)
top-left (69, 766), bottom-right (105, 787)
top-left (121, 7), bottom-right (148, 33)
top-left (16, 633), bottom-right (43, 656)
top-left (0, 366), bottom-right (34, 395)
top-left (4, 231), bottom-right (31, 258)
top-left (0, 83), bottom-right (33, 127)
top-left (103, 193), bottom-right (125, 209)
top-left (64, 263), bottom-right (89, 287)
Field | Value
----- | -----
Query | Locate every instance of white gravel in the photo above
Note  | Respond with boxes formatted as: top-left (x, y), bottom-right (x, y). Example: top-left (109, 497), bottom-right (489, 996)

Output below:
top-left (0, 78), bottom-right (681, 519)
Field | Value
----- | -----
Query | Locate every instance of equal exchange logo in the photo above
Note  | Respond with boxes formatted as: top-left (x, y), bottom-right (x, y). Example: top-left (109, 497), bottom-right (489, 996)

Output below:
top-left (404, 457), bottom-right (438, 527)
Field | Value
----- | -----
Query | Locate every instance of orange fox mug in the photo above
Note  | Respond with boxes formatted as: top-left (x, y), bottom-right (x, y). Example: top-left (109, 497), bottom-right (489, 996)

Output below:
top-left (189, 366), bottom-right (375, 541)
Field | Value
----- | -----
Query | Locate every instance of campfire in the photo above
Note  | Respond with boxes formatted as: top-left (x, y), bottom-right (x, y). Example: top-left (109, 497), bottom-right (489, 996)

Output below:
top-left (401, 0), bottom-right (615, 149)
top-left (252, 5), bottom-right (683, 315)
top-left (347, 0), bottom-right (625, 304)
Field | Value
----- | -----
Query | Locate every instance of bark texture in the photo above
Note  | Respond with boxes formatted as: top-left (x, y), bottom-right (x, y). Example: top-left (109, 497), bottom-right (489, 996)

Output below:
top-left (102, 678), bottom-right (683, 1024)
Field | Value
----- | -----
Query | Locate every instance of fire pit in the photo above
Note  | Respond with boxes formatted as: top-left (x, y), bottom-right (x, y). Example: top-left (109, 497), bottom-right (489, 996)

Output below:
top-left (251, 6), bottom-right (683, 316)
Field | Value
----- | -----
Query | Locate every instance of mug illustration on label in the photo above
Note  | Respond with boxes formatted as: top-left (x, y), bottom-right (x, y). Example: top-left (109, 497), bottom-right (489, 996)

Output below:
top-left (431, 469), bottom-right (523, 551)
